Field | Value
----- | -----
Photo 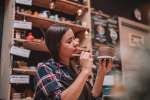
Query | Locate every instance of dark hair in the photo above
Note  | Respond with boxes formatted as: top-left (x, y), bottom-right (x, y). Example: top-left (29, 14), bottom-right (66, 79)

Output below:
top-left (45, 24), bottom-right (70, 61)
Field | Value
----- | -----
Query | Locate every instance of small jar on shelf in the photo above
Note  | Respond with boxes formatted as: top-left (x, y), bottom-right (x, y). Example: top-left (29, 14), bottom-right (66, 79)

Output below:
top-left (14, 30), bottom-right (21, 39)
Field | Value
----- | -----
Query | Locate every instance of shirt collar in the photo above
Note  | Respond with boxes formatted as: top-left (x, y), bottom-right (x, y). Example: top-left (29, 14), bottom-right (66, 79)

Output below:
top-left (47, 58), bottom-right (64, 68)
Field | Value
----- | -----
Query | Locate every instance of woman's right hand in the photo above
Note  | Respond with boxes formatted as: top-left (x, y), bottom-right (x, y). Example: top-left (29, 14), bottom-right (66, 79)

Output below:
top-left (79, 51), bottom-right (93, 74)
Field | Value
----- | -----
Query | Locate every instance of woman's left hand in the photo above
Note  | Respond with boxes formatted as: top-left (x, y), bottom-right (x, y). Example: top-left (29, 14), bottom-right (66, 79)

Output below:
top-left (99, 58), bottom-right (113, 74)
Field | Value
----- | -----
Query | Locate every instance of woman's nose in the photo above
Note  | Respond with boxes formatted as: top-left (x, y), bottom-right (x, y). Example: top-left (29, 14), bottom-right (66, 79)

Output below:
top-left (73, 38), bottom-right (79, 47)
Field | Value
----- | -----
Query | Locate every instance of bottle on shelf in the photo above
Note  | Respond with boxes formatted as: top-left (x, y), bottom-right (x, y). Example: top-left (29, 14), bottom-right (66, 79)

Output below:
top-left (26, 32), bottom-right (35, 41)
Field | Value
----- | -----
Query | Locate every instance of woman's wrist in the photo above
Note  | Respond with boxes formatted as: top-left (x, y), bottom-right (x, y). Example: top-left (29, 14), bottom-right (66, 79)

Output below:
top-left (98, 66), bottom-right (107, 75)
top-left (81, 68), bottom-right (92, 76)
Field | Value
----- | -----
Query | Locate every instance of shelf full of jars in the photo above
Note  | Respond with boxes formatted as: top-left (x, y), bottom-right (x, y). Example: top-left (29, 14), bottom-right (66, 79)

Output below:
top-left (9, 0), bottom-right (90, 99)
top-left (91, 10), bottom-right (122, 96)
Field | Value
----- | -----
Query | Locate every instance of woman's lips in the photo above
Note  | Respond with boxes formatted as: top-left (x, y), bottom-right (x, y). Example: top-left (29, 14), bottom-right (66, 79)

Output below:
top-left (73, 47), bottom-right (82, 54)
top-left (72, 47), bottom-right (90, 57)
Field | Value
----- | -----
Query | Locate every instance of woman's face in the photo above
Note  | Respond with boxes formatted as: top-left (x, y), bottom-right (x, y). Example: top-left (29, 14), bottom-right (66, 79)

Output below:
top-left (59, 29), bottom-right (79, 60)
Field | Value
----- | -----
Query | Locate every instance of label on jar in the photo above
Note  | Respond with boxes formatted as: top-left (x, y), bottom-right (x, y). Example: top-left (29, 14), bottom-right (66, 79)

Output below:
top-left (10, 75), bottom-right (30, 84)
top-left (10, 46), bottom-right (31, 58)
top-left (103, 75), bottom-right (114, 86)
top-left (13, 20), bottom-right (32, 30)
top-left (15, 0), bottom-right (32, 6)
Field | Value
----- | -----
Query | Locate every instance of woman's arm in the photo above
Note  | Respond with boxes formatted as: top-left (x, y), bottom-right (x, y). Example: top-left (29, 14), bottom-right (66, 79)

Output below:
top-left (61, 70), bottom-right (90, 100)
top-left (61, 51), bottom-right (93, 100)
top-left (92, 59), bottom-right (112, 97)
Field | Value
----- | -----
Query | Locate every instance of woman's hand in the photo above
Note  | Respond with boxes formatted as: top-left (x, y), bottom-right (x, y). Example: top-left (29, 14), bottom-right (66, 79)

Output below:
top-left (79, 51), bottom-right (93, 74)
top-left (99, 58), bottom-right (113, 74)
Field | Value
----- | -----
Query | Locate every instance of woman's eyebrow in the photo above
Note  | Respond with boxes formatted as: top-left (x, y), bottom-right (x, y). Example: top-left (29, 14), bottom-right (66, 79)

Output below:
top-left (66, 36), bottom-right (75, 42)
top-left (69, 36), bottom-right (75, 40)
top-left (66, 37), bottom-right (73, 41)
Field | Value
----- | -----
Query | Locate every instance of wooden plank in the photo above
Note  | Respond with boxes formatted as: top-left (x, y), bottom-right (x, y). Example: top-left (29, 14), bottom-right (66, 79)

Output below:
top-left (22, 40), bottom-right (49, 52)
top-left (14, 38), bottom-right (49, 52)
top-left (32, 0), bottom-right (88, 15)
top-left (12, 68), bottom-right (36, 75)
top-left (16, 12), bottom-right (88, 33)
top-left (91, 10), bottom-right (110, 18)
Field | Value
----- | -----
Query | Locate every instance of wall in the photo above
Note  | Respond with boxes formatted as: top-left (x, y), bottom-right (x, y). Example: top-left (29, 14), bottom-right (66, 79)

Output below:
top-left (0, 0), bottom-right (4, 58)
top-left (0, 0), bottom-right (4, 99)
top-left (139, 3), bottom-right (150, 25)
top-left (91, 0), bottom-right (150, 25)
top-left (0, 0), bottom-right (13, 99)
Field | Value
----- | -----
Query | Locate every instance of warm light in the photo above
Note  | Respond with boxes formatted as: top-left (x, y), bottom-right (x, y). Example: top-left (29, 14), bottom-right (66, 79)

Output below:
top-left (77, 9), bottom-right (83, 16)
top-left (49, 2), bottom-right (55, 9)
top-left (85, 30), bottom-right (89, 38)
top-left (85, 30), bottom-right (89, 35)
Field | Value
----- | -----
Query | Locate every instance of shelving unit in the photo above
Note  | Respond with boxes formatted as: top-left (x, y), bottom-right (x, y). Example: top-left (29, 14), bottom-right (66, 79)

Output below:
top-left (32, 0), bottom-right (88, 15)
top-left (12, 68), bottom-right (36, 75)
top-left (91, 10), bottom-right (110, 18)
top-left (118, 17), bottom-right (150, 85)
top-left (0, 0), bottom-right (92, 99)
top-left (90, 9), bottom-right (123, 97)
top-left (14, 38), bottom-right (49, 52)
top-left (16, 12), bottom-right (88, 33)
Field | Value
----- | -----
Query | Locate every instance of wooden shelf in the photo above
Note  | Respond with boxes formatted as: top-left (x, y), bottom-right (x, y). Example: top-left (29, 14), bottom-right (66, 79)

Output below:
top-left (91, 10), bottom-right (110, 18)
top-left (16, 12), bottom-right (88, 33)
top-left (1, 0), bottom-right (92, 99)
top-left (14, 38), bottom-right (49, 52)
top-left (12, 67), bottom-right (36, 75)
top-left (13, 38), bottom-right (28, 42)
top-left (32, 0), bottom-right (88, 16)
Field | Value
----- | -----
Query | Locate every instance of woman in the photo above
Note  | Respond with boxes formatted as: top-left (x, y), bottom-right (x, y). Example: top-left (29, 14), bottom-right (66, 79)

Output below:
top-left (34, 24), bottom-right (112, 100)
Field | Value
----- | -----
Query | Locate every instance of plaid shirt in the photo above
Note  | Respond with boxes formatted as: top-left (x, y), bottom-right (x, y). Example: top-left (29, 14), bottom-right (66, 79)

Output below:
top-left (34, 58), bottom-right (75, 100)
top-left (34, 58), bottom-right (100, 100)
